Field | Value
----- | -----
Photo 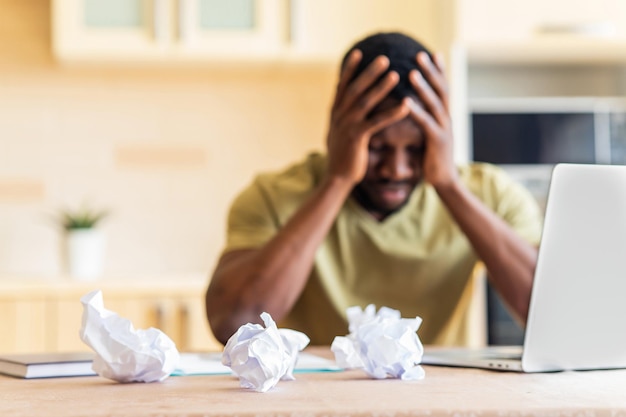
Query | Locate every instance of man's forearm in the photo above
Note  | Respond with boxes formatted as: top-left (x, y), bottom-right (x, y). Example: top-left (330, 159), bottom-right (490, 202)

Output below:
top-left (434, 180), bottom-right (538, 323)
top-left (207, 175), bottom-right (353, 343)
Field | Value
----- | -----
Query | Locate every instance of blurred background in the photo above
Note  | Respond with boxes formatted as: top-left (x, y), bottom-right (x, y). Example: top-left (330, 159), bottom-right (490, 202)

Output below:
top-left (2, 0), bottom-right (626, 353)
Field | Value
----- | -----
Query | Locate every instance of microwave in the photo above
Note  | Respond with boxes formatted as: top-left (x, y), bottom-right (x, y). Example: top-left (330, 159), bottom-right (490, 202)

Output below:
top-left (470, 97), bottom-right (626, 210)
top-left (471, 96), bottom-right (626, 165)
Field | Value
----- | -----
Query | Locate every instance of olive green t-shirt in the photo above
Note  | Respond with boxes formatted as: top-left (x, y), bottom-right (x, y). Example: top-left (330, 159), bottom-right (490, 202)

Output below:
top-left (224, 153), bottom-right (543, 346)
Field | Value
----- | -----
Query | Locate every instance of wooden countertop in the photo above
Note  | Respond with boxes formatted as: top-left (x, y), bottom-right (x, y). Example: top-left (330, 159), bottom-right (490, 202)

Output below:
top-left (1, 347), bottom-right (625, 417)
top-left (0, 277), bottom-right (208, 298)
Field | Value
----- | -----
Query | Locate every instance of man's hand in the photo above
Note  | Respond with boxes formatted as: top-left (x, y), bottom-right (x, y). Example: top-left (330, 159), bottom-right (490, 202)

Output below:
top-left (408, 52), bottom-right (458, 190)
top-left (326, 50), bottom-right (410, 186)
top-left (408, 52), bottom-right (539, 323)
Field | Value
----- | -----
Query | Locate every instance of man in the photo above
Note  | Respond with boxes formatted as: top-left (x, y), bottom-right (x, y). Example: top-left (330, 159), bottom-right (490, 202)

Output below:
top-left (206, 32), bottom-right (542, 346)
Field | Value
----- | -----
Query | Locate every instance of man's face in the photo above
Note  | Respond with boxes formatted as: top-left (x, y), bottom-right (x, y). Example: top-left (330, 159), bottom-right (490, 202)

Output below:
top-left (352, 110), bottom-right (425, 220)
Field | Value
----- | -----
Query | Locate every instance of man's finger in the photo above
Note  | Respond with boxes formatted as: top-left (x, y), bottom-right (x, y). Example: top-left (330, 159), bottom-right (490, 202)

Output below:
top-left (410, 70), bottom-right (446, 126)
top-left (406, 97), bottom-right (438, 138)
top-left (364, 100), bottom-right (410, 137)
top-left (332, 49), bottom-right (362, 112)
top-left (335, 55), bottom-right (390, 119)
top-left (433, 52), bottom-right (446, 75)
top-left (351, 71), bottom-right (399, 121)
top-left (417, 52), bottom-right (450, 113)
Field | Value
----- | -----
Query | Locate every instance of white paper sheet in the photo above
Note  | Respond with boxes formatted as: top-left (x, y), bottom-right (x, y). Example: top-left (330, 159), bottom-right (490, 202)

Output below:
top-left (173, 352), bottom-right (340, 376)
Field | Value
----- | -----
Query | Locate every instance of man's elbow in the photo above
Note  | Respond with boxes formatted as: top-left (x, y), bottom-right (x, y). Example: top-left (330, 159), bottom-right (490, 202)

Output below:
top-left (205, 302), bottom-right (237, 346)
top-left (210, 318), bottom-right (236, 346)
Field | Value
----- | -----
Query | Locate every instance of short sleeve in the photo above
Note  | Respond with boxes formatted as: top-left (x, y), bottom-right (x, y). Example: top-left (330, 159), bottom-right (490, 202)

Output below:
top-left (470, 164), bottom-right (544, 246)
top-left (222, 154), bottom-right (325, 253)
top-left (224, 179), bottom-right (279, 252)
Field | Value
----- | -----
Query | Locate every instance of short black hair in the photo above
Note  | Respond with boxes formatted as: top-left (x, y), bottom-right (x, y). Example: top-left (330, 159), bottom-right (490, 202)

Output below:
top-left (342, 32), bottom-right (433, 101)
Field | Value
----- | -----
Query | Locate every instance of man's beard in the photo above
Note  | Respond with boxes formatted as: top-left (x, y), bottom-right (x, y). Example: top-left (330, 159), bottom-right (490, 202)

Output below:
top-left (351, 179), bottom-right (417, 219)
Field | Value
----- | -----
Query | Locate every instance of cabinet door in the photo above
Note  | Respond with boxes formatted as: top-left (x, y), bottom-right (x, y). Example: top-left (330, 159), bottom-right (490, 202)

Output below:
top-left (459, 0), bottom-right (626, 43)
top-left (457, 0), bottom-right (626, 63)
top-left (109, 295), bottom-right (221, 352)
top-left (53, 0), bottom-right (287, 61)
top-left (175, 0), bottom-right (287, 58)
top-left (52, 0), bottom-right (172, 61)
top-left (52, 292), bottom-right (165, 352)
top-left (0, 299), bottom-right (47, 354)
top-left (175, 295), bottom-right (222, 352)
top-left (51, 291), bottom-right (221, 353)
top-left (52, 299), bottom-right (87, 352)
top-left (288, 0), bottom-right (441, 62)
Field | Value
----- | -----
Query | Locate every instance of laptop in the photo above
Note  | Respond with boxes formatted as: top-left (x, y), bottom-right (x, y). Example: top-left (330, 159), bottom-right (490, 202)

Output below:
top-left (422, 163), bottom-right (626, 372)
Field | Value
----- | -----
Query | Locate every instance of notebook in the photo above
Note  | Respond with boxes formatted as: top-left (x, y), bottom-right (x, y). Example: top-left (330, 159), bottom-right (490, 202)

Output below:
top-left (422, 163), bottom-right (626, 372)
top-left (0, 351), bottom-right (339, 379)
top-left (0, 352), bottom-right (96, 379)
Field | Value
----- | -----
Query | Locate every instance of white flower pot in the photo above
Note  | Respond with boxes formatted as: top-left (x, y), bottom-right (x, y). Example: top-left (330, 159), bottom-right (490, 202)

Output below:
top-left (65, 229), bottom-right (105, 281)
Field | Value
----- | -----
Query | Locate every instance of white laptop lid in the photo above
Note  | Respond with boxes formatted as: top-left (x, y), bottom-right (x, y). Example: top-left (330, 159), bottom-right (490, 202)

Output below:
top-left (423, 163), bottom-right (626, 372)
top-left (521, 163), bottom-right (626, 372)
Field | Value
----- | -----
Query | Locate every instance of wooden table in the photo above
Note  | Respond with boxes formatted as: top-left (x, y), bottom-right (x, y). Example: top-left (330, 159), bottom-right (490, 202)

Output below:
top-left (2, 347), bottom-right (626, 417)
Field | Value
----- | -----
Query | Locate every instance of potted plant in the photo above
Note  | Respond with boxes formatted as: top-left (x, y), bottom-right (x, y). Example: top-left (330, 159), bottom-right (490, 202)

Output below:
top-left (59, 206), bottom-right (109, 281)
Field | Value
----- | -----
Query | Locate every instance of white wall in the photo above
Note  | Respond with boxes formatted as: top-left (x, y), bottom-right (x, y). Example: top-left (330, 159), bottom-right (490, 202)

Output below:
top-left (0, 1), bottom-right (335, 279)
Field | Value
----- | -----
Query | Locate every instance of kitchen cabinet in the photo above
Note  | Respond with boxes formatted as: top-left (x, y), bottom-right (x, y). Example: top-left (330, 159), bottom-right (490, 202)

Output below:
top-left (455, 0), bottom-right (626, 63)
top-left (0, 280), bottom-right (222, 354)
top-left (52, 0), bottom-right (449, 64)
top-left (287, 0), bottom-right (446, 63)
top-left (52, 0), bottom-right (287, 62)
top-left (0, 296), bottom-right (47, 354)
top-left (444, 0), bottom-right (626, 160)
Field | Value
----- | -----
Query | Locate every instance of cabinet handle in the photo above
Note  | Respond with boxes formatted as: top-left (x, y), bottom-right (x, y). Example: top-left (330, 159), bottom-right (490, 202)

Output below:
top-left (155, 303), bottom-right (165, 331)
top-left (153, 0), bottom-right (168, 43)
top-left (177, 0), bottom-right (191, 43)
top-left (535, 22), bottom-right (616, 37)
top-left (179, 303), bottom-right (190, 351)
top-left (288, 0), bottom-right (304, 45)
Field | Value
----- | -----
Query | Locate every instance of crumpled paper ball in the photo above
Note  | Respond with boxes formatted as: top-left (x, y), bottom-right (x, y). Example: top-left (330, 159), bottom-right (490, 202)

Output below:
top-left (222, 312), bottom-right (310, 392)
top-left (79, 290), bottom-right (180, 383)
top-left (331, 304), bottom-right (425, 380)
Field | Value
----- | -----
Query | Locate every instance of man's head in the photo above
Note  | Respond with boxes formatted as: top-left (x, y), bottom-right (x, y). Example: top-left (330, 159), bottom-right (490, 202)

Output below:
top-left (342, 32), bottom-right (433, 105)
top-left (342, 32), bottom-right (434, 220)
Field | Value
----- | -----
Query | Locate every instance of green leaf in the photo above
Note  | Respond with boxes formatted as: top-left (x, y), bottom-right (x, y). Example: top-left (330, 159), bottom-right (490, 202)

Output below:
top-left (57, 206), bottom-right (109, 231)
